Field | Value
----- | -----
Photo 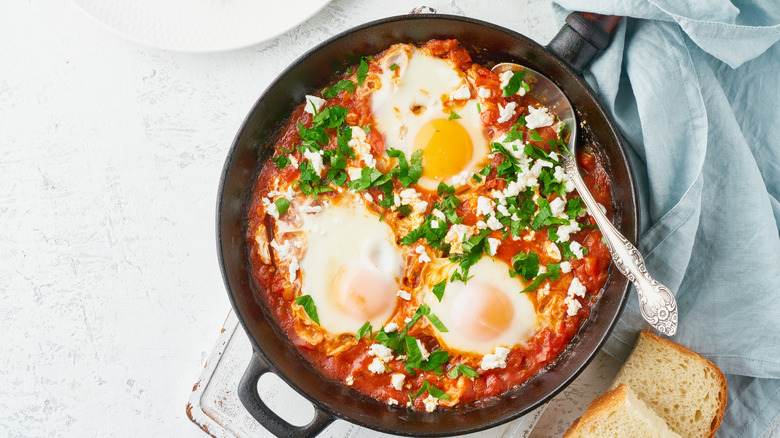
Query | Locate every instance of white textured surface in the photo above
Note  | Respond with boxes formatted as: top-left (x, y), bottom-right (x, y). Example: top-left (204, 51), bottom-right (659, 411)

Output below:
top-left (0, 0), bottom-right (599, 436)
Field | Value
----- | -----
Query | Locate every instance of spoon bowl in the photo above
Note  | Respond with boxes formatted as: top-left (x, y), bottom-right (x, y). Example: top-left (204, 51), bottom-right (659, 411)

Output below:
top-left (492, 62), bottom-right (679, 336)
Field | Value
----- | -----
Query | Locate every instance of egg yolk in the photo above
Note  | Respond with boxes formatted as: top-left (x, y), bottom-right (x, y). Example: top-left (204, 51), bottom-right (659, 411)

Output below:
top-left (333, 263), bottom-right (397, 320)
top-left (414, 118), bottom-right (473, 181)
top-left (449, 282), bottom-right (514, 342)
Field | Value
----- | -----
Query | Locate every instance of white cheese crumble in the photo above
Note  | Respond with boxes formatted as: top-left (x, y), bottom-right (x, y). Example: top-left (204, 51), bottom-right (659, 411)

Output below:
top-left (415, 245), bottom-right (431, 263)
top-left (487, 214), bottom-right (503, 231)
top-left (369, 343), bottom-right (395, 362)
top-left (568, 277), bottom-right (587, 298)
top-left (345, 375), bottom-right (354, 386)
top-left (496, 204), bottom-right (510, 217)
top-left (387, 398), bottom-right (399, 406)
top-left (538, 283), bottom-right (551, 296)
top-left (487, 237), bottom-right (501, 256)
top-left (264, 199), bottom-right (280, 219)
top-left (298, 205), bottom-right (323, 214)
top-left (399, 188), bottom-right (421, 205)
top-left (570, 241), bottom-right (585, 259)
top-left (417, 339), bottom-right (430, 360)
top-left (384, 323), bottom-right (399, 333)
top-left (432, 209), bottom-right (446, 222)
top-left (560, 261), bottom-right (572, 273)
top-left (555, 221), bottom-right (581, 243)
top-left (303, 95), bottom-right (326, 115)
top-left (451, 169), bottom-right (470, 186)
top-left (499, 70), bottom-right (514, 91)
top-left (368, 357), bottom-right (387, 374)
top-left (476, 220), bottom-right (488, 230)
top-left (288, 258), bottom-right (299, 282)
top-left (545, 241), bottom-right (561, 261)
top-left (391, 373), bottom-right (406, 391)
top-left (448, 224), bottom-right (473, 244)
top-left (303, 149), bottom-right (325, 175)
top-left (413, 201), bottom-right (429, 214)
top-left (564, 296), bottom-right (582, 316)
top-left (503, 179), bottom-right (526, 198)
top-left (423, 395), bottom-right (439, 412)
top-left (480, 346), bottom-right (510, 370)
top-left (348, 126), bottom-right (376, 167)
top-left (450, 84), bottom-right (471, 100)
top-left (430, 220), bottom-right (440, 229)
top-left (525, 105), bottom-right (554, 129)
top-left (477, 87), bottom-right (491, 99)
top-left (476, 196), bottom-right (495, 217)
top-left (497, 102), bottom-right (518, 124)
top-left (549, 197), bottom-right (566, 218)
top-left (393, 192), bottom-right (401, 207)
top-left (347, 167), bottom-right (362, 181)
top-left (397, 290), bottom-right (412, 301)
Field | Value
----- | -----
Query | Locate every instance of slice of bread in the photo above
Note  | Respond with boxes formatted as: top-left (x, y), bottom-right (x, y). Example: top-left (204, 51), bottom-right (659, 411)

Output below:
top-left (564, 383), bottom-right (681, 438)
top-left (610, 330), bottom-right (728, 438)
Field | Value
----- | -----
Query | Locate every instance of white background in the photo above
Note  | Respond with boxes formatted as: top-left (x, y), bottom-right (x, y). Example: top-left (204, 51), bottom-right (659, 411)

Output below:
top-left (0, 0), bottom-right (577, 436)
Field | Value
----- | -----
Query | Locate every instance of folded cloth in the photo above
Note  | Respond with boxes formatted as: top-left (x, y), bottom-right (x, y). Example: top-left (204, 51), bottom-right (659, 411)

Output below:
top-left (551, 1), bottom-right (780, 436)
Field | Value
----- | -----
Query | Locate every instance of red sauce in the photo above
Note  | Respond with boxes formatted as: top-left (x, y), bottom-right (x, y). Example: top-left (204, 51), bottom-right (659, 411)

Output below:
top-left (245, 40), bottom-right (614, 411)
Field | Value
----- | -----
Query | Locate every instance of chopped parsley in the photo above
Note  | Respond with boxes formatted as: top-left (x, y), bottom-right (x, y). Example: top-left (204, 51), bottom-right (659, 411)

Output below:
top-left (274, 198), bottom-right (290, 216)
top-left (432, 279), bottom-right (447, 302)
top-left (322, 80), bottom-right (356, 98)
top-left (356, 321), bottom-right (372, 340)
top-left (502, 70), bottom-right (529, 97)
top-left (447, 364), bottom-right (479, 379)
top-left (410, 380), bottom-right (451, 401)
top-left (448, 112), bottom-right (461, 120)
top-left (356, 58), bottom-right (370, 86)
top-left (294, 295), bottom-right (319, 325)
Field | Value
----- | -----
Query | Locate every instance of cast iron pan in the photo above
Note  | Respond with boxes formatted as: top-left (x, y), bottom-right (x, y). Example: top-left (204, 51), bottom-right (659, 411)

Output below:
top-left (217, 12), bottom-right (637, 438)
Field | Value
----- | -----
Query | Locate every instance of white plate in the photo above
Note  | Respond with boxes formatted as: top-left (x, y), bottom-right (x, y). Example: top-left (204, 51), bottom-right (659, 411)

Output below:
top-left (70, 0), bottom-right (333, 53)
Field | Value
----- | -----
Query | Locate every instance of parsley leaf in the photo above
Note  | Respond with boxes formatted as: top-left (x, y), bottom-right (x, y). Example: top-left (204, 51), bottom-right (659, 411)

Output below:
top-left (410, 381), bottom-right (451, 400)
top-left (390, 63), bottom-right (398, 71)
top-left (448, 112), bottom-right (461, 120)
top-left (420, 350), bottom-right (450, 372)
top-left (356, 321), bottom-right (372, 340)
top-left (432, 279), bottom-right (447, 302)
top-left (356, 58), bottom-right (369, 86)
top-left (322, 80), bottom-right (356, 98)
top-left (274, 198), bottom-right (290, 216)
top-left (502, 70), bottom-right (526, 97)
top-left (448, 364), bottom-right (479, 379)
top-left (294, 295), bottom-right (319, 325)
top-left (511, 251), bottom-right (540, 280)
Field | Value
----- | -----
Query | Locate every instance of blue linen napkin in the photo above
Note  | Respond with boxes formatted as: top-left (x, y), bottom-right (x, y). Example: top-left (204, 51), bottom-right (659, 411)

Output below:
top-left (551, 1), bottom-right (780, 435)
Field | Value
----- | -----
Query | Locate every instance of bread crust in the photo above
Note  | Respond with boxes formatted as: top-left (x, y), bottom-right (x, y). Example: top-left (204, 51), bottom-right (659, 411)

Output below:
top-left (637, 330), bottom-right (728, 438)
top-left (563, 384), bottom-right (630, 437)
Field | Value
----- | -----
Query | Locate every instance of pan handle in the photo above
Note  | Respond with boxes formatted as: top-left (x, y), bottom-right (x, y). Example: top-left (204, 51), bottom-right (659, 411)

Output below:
top-left (238, 351), bottom-right (335, 438)
top-left (547, 12), bottom-right (622, 74)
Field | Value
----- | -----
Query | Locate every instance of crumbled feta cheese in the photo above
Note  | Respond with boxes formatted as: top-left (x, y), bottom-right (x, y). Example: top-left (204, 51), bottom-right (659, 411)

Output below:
top-left (404, 317), bottom-right (412, 324)
top-left (499, 70), bottom-right (514, 90)
top-left (549, 197), bottom-right (566, 218)
top-left (560, 261), bottom-right (572, 273)
top-left (568, 277), bottom-right (587, 298)
top-left (487, 214), bottom-right (503, 231)
top-left (397, 290), bottom-right (412, 301)
top-left (448, 224), bottom-right (473, 244)
top-left (368, 357), bottom-right (387, 374)
top-left (303, 95), bottom-right (326, 115)
top-left (503, 179), bottom-right (526, 198)
top-left (537, 265), bottom-right (547, 275)
top-left (391, 373), bottom-right (406, 391)
top-left (477, 196), bottom-right (495, 217)
top-left (546, 241), bottom-right (561, 261)
top-left (476, 220), bottom-right (488, 230)
top-left (364, 193), bottom-right (374, 203)
top-left (496, 204), bottom-right (510, 217)
top-left (570, 241), bottom-right (585, 259)
top-left (347, 167), bottom-right (362, 181)
top-left (388, 398), bottom-right (399, 406)
top-left (480, 347), bottom-right (510, 370)
top-left (423, 395), bottom-right (439, 412)
top-left (345, 375), bottom-right (354, 386)
top-left (416, 339), bottom-right (430, 360)
top-left (415, 245), bottom-right (431, 263)
top-left (525, 105), bottom-right (554, 129)
top-left (450, 84), bottom-right (471, 100)
top-left (369, 343), bottom-right (395, 362)
top-left (487, 237), bottom-right (501, 256)
top-left (432, 209), bottom-right (446, 222)
top-left (497, 102), bottom-right (518, 124)
top-left (348, 126), bottom-right (376, 167)
top-left (430, 220), bottom-right (440, 229)
top-left (288, 258), bottom-right (299, 282)
top-left (399, 188), bottom-right (421, 204)
top-left (299, 205), bottom-right (323, 214)
top-left (270, 240), bottom-right (292, 258)
top-left (303, 149), bottom-right (325, 174)
top-left (555, 221), bottom-right (581, 242)
top-left (451, 169), bottom-right (470, 186)
top-left (289, 155), bottom-right (299, 168)
top-left (538, 283), bottom-right (551, 296)
top-left (564, 296), bottom-right (582, 316)
top-left (478, 87), bottom-right (491, 99)
top-left (553, 165), bottom-right (567, 183)
top-left (384, 323), bottom-right (399, 333)
top-left (413, 201), bottom-right (429, 214)
top-left (265, 199), bottom-right (280, 219)
top-left (393, 192), bottom-right (401, 207)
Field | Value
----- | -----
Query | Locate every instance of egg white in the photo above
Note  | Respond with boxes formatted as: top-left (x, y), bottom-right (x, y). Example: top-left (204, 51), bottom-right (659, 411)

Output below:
top-left (295, 198), bottom-right (406, 335)
top-left (423, 257), bottom-right (539, 355)
top-left (369, 47), bottom-right (490, 190)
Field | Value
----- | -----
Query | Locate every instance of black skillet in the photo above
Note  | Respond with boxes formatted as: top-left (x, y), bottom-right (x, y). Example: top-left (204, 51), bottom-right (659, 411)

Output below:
top-left (217, 11), bottom-right (636, 437)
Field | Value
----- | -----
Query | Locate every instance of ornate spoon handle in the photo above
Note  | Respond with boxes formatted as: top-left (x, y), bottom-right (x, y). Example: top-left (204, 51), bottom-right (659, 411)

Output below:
top-left (564, 156), bottom-right (678, 336)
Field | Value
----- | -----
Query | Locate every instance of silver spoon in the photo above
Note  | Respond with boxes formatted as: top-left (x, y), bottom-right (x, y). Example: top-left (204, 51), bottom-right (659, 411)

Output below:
top-left (492, 63), bottom-right (679, 336)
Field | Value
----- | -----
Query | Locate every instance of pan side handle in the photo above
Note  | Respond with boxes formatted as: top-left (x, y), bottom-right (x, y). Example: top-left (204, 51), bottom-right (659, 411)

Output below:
top-left (547, 12), bottom-right (622, 74)
top-left (238, 351), bottom-right (335, 438)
